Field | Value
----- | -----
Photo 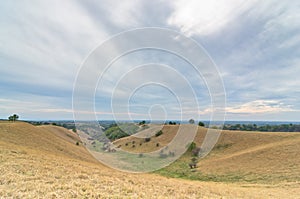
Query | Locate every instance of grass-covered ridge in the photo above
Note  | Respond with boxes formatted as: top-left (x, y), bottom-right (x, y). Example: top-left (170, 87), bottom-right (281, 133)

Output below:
top-left (112, 124), bottom-right (300, 184)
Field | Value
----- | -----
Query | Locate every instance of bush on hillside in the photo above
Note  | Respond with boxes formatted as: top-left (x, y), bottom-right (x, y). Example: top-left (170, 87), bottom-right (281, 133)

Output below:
top-left (198, 121), bottom-right (205, 127)
top-left (192, 147), bottom-right (201, 156)
top-left (155, 130), bottom-right (163, 137)
top-left (187, 142), bottom-right (196, 151)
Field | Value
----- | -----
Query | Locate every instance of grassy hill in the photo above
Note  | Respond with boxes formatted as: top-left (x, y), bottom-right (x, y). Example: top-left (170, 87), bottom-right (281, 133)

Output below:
top-left (114, 124), bottom-right (300, 183)
top-left (1, 121), bottom-right (300, 198)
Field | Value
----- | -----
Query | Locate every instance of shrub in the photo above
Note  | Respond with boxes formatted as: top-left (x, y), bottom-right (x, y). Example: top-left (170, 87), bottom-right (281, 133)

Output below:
top-left (139, 120), bottom-right (146, 125)
top-left (155, 130), bottom-right (163, 137)
top-left (76, 141), bottom-right (79, 146)
top-left (189, 157), bottom-right (198, 169)
top-left (156, 143), bottom-right (160, 147)
top-left (187, 142), bottom-right (196, 151)
top-left (189, 119), bottom-right (195, 124)
top-left (138, 153), bottom-right (143, 158)
top-left (192, 147), bottom-right (201, 156)
top-left (145, 137), bottom-right (151, 142)
top-left (189, 162), bottom-right (197, 169)
top-left (198, 121), bottom-right (205, 127)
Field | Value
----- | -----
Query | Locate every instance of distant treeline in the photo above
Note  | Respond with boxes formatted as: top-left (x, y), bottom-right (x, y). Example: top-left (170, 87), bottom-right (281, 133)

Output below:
top-left (27, 121), bottom-right (76, 130)
top-left (222, 123), bottom-right (300, 132)
top-left (26, 120), bottom-right (300, 133)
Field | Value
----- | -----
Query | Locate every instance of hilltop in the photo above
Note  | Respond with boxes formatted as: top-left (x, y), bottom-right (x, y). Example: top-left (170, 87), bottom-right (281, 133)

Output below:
top-left (1, 121), bottom-right (300, 198)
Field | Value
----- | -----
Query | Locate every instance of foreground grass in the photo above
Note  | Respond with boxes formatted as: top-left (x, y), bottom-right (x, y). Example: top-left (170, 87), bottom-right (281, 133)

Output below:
top-left (1, 122), bottom-right (300, 198)
top-left (155, 154), bottom-right (245, 183)
top-left (112, 124), bottom-right (300, 184)
top-left (155, 153), bottom-right (291, 184)
top-left (155, 140), bottom-right (300, 184)
top-left (2, 140), bottom-right (299, 198)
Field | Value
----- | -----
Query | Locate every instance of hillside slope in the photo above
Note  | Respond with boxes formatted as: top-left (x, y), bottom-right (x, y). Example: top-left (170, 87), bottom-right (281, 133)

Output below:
top-left (1, 122), bottom-right (300, 198)
top-left (114, 124), bottom-right (300, 183)
top-left (198, 130), bottom-right (300, 182)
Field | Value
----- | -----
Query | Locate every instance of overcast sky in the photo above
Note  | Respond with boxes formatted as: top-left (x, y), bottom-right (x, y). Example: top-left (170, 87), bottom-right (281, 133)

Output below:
top-left (0, 0), bottom-right (299, 121)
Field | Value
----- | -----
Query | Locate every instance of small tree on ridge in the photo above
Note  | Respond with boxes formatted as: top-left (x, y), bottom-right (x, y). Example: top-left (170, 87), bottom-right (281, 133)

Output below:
top-left (8, 114), bottom-right (19, 122)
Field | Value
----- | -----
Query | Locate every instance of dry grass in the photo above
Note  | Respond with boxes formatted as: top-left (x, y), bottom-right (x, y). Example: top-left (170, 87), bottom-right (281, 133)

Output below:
top-left (1, 122), bottom-right (300, 198)
top-left (113, 124), bottom-right (300, 183)
top-left (113, 125), bottom-right (179, 153)
top-left (197, 129), bottom-right (300, 183)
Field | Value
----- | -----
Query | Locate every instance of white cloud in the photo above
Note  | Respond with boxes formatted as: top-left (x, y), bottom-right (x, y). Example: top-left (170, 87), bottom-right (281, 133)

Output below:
top-left (226, 100), bottom-right (294, 114)
top-left (0, 1), bottom-right (108, 89)
top-left (1, 1), bottom-right (299, 121)
top-left (98, 0), bottom-right (142, 28)
top-left (168, 0), bottom-right (257, 36)
top-left (0, 96), bottom-right (72, 120)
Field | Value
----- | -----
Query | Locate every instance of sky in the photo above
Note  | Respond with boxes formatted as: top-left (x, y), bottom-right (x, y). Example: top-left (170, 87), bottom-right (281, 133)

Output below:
top-left (0, 0), bottom-right (299, 121)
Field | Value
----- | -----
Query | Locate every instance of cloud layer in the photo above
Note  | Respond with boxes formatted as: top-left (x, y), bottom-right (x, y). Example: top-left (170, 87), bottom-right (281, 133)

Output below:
top-left (0, 0), bottom-right (299, 121)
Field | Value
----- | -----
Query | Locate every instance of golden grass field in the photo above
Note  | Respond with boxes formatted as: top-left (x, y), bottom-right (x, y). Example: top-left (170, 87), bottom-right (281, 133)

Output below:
top-left (1, 121), bottom-right (300, 198)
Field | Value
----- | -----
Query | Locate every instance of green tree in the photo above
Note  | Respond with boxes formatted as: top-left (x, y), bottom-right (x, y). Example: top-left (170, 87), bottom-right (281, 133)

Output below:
top-left (189, 119), bottom-right (195, 124)
top-left (198, 121), bottom-right (205, 127)
top-left (139, 120), bottom-right (146, 125)
top-left (8, 114), bottom-right (19, 122)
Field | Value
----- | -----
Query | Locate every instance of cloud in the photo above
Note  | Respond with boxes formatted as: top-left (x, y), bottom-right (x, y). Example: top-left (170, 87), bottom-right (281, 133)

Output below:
top-left (0, 1), bottom-right (299, 121)
top-left (226, 100), bottom-right (294, 114)
top-left (191, 1), bottom-right (300, 116)
top-left (0, 1), bottom-right (110, 98)
top-left (0, 96), bottom-right (72, 120)
top-left (87, 0), bottom-right (143, 28)
top-left (168, 0), bottom-right (257, 36)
